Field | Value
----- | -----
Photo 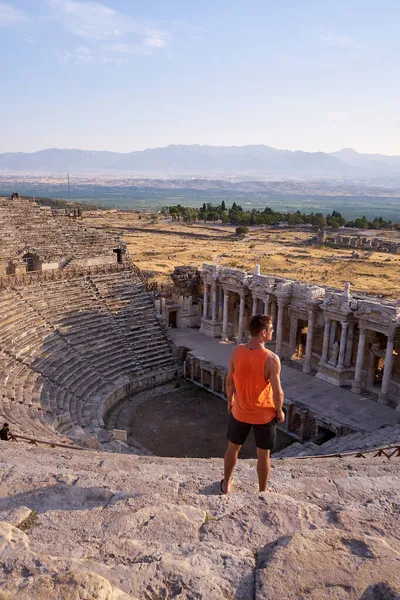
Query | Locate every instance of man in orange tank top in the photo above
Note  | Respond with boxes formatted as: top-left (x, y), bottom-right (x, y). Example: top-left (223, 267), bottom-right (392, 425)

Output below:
top-left (221, 314), bottom-right (285, 494)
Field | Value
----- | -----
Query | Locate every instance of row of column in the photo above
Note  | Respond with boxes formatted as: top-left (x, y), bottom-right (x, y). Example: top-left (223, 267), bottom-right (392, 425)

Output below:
top-left (202, 282), bottom-right (396, 402)
top-left (320, 319), bottom-right (354, 369)
top-left (203, 283), bottom-right (280, 343)
top-left (351, 328), bottom-right (395, 402)
top-left (203, 282), bottom-right (224, 322)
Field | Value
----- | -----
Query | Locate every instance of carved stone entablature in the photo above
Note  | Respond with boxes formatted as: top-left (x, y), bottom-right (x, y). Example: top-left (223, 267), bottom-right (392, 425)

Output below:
top-left (275, 280), bottom-right (294, 302)
top-left (218, 267), bottom-right (249, 291)
top-left (292, 282), bottom-right (324, 302)
top-left (248, 274), bottom-right (276, 296)
top-left (288, 304), bottom-right (308, 319)
top-left (355, 301), bottom-right (400, 335)
top-left (201, 263), bottom-right (219, 284)
top-left (321, 292), bottom-right (353, 319)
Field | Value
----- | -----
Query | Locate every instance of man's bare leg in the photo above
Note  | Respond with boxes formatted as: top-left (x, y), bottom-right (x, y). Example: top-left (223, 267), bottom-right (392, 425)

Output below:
top-left (256, 448), bottom-right (271, 492)
top-left (222, 442), bottom-right (241, 493)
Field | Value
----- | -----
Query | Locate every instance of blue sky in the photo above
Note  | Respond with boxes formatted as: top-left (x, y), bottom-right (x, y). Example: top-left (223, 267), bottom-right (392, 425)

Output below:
top-left (1, 0), bottom-right (400, 154)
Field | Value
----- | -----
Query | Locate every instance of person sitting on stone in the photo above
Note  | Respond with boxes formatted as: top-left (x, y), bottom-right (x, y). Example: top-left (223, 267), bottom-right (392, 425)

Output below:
top-left (221, 314), bottom-right (285, 494)
top-left (0, 423), bottom-right (17, 442)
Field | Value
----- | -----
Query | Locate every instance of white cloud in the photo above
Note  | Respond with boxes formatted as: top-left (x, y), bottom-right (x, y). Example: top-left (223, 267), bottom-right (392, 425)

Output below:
top-left (50, 0), bottom-right (171, 64)
top-left (144, 32), bottom-right (169, 48)
top-left (0, 2), bottom-right (27, 27)
top-left (49, 0), bottom-right (170, 47)
top-left (56, 44), bottom-right (127, 65)
top-left (324, 112), bottom-right (347, 121)
top-left (319, 33), bottom-right (354, 48)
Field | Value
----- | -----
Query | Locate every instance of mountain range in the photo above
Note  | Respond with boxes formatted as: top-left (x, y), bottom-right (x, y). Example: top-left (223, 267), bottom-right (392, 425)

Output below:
top-left (1, 145), bottom-right (400, 177)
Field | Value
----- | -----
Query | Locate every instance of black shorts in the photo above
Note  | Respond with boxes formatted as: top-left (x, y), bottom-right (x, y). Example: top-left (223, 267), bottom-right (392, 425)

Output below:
top-left (227, 414), bottom-right (277, 450)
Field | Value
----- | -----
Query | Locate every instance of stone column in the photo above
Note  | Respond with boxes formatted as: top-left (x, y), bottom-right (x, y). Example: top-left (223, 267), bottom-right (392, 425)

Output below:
top-left (211, 369), bottom-right (215, 392)
top-left (351, 327), bottom-right (366, 394)
top-left (345, 322), bottom-right (354, 366)
top-left (211, 282), bottom-right (217, 322)
top-left (190, 359), bottom-right (194, 380)
top-left (203, 283), bottom-right (208, 319)
top-left (252, 295), bottom-right (258, 316)
top-left (337, 321), bottom-right (349, 369)
top-left (329, 320), bottom-right (337, 349)
top-left (366, 349), bottom-right (376, 388)
top-left (275, 300), bottom-right (285, 356)
top-left (289, 316), bottom-right (298, 357)
top-left (265, 294), bottom-right (271, 316)
top-left (183, 360), bottom-right (187, 378)
top-left (379, 334), bottom-right (395, 404)
top-left (160, 297), bottom-right (166, 320)
top-left (321, 317), bottom-right (331, 363)
top-left (237, 292), bottom-right (245, 343)
top-left (218, 286), bottom-right (223, 321)
top-left (222, 289), bottom-right (229, 340)
top-left (303, 309), bottom-right (315, 374)
top-left (271, 300), bottom-right (277, 341)
top-left (200, 366), bottom-right (204, 386)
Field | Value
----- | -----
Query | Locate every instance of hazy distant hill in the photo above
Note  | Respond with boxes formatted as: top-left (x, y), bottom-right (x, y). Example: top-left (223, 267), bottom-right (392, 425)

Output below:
top-left (331, 148), bottom-right (400, 173)
top-left (0, 145), bottom-right (354, 176)
top-left (1, 144), bottom-right (400, 177)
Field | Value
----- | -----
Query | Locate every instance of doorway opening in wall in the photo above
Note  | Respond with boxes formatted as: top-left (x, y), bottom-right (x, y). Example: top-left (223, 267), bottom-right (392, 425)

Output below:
top-left (291, 319), bottom-right (308, 362)
top-left (168, 310), bottom-right (177, 328)
top-left (315, 425), bottom-right (336, 445)
top-left (367, 333), bottom-right (388, 391)
top-left (113, 248), bottom-right (122, 263)
top-left (22, 253), bottom-right (37, 272)
top-left (6, 261), bottom-right (15, 275)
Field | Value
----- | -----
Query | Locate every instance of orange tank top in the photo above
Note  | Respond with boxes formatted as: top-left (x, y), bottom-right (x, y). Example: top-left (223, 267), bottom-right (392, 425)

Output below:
top-left (232, 345), bottom-right (276, 425)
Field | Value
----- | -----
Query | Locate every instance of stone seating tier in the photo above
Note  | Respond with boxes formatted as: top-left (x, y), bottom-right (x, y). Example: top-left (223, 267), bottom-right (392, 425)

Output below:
top-left (0, 196), bottom-right (124, 267)
top-left (0, 271), bottom-right (178, 444)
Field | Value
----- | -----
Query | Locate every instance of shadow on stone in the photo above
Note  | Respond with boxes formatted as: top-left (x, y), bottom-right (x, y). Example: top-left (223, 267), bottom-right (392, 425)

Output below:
top-left (360, 583), bottom-right (400, 600)
top-left (0, 484), bottom-right (132, 513)
top-left (199, 481), bottom-right (223, 496)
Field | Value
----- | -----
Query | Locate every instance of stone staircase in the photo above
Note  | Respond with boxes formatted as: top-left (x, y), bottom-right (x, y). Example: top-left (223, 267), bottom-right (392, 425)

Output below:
top-left (274, 423), bottom-right (400, 458)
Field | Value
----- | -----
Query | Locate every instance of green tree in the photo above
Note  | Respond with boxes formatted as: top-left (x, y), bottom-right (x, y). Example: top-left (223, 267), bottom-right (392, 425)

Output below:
top-left (235, 226), bottom-right (249, 236)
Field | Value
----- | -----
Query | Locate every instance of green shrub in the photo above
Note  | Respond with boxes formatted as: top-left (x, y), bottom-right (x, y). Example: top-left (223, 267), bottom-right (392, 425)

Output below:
top-left (235, 226), bottom-right (249, 236)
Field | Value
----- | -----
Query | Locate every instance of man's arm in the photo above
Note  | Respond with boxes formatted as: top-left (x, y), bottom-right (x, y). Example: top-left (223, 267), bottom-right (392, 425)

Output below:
top-left (225, 347), bottom-right (237, 413)
top-left (267, 353), bottom-right (285, 422)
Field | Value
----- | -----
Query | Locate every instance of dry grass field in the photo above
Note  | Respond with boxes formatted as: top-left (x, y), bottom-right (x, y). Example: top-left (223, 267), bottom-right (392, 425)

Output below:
top-left (86, 211), bottom-right (400, 299)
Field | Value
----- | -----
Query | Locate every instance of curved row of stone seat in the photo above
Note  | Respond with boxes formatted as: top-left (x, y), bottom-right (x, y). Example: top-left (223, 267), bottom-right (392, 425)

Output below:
top-left (0, 197), bottom-right (123, 266)
top-left (0, 352), bottom-right (70, 442)
top-left (0, 272), bottom-right (177, 443)
top-left (90, 272), bottom-right (176, 371)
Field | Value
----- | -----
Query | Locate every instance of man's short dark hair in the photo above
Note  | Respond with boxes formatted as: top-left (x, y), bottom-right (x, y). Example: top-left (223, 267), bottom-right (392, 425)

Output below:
top-left (3, 423), bottom-right (8, 428)
top-left (249, 314), bottom-right (272, 337)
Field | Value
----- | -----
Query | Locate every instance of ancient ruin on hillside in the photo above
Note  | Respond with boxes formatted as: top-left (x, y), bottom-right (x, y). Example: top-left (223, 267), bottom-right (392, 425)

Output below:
top-left (158, 264), bottom-right (400, 409)
top-left (315, 228), bottom-right (400, 253)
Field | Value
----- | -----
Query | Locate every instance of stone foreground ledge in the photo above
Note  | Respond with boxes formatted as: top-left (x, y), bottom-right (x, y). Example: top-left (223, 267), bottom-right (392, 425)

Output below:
top-left (0, 443), bottom-right (399, 599)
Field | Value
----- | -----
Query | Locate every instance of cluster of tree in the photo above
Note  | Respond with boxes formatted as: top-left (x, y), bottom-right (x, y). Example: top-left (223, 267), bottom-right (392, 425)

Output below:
top-left (161, 203), bottom-right (396, 230)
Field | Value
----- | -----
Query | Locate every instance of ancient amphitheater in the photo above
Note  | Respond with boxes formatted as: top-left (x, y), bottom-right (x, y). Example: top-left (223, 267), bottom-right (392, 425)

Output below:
top-left (0, 196), bottom-right (399, 599)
